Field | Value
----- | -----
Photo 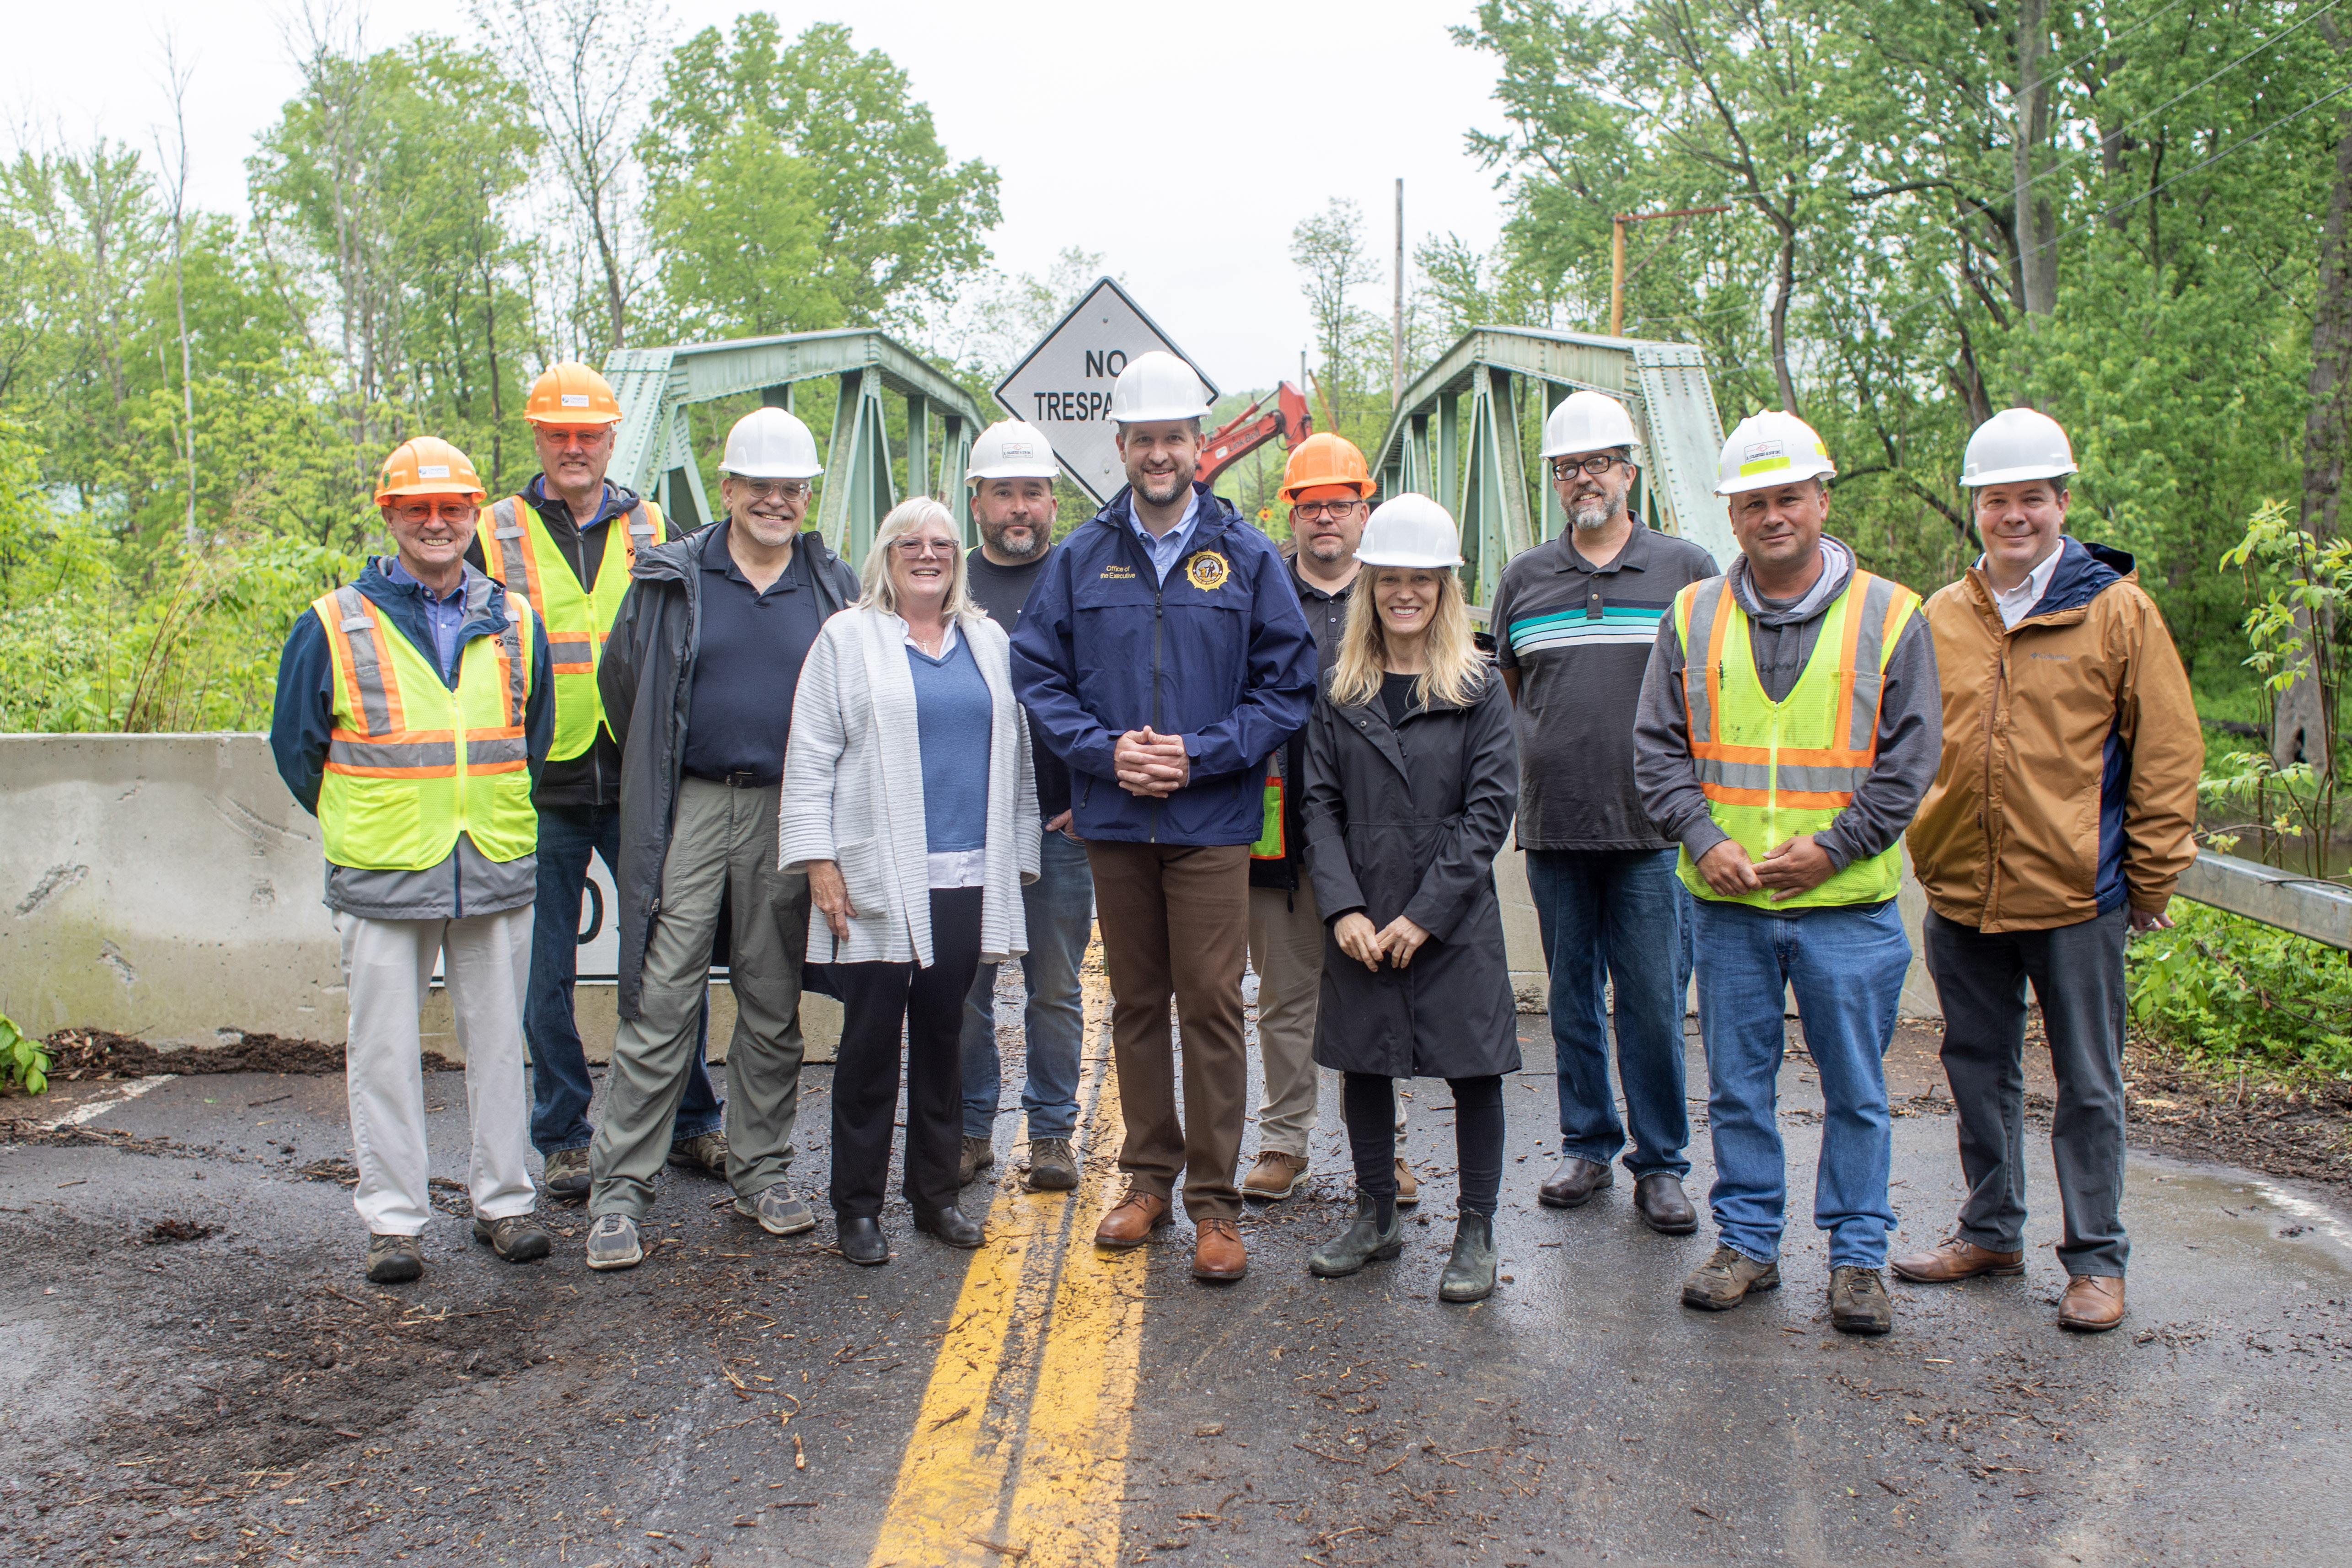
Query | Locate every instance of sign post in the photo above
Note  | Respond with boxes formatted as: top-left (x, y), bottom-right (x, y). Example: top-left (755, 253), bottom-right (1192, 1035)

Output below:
top-left (994, 277), bottom-right (1219, 505)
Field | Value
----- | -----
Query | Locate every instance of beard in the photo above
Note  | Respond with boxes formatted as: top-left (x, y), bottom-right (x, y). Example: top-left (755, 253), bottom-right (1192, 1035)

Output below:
top-left (982, 519), bottom-right (1047, 560)
top-left (1136, 467), bottom-right (1192, 508)
top-left (1569, 490), bottom-right (1625, 532)
top-left (1302, 531), bottom-right (1348, 561)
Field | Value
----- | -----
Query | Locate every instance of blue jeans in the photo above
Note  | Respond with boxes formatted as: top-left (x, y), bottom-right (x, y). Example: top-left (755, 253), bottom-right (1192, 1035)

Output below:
top-left (1525, 848), bottom-right (1694, 1178)
top-left (960, 827), bottom-right (1095, 1141)
top-left (526, 801), bottom-right (720, 1157)
top-left (1692, 897), bottom-right (1908, 1269)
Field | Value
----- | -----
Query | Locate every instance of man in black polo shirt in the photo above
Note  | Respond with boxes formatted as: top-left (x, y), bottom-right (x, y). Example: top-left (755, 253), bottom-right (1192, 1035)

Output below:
top-left (1490, 391), bottom-right (1714, 1235)
top-left (581, 407), bottom-right (860, 1271)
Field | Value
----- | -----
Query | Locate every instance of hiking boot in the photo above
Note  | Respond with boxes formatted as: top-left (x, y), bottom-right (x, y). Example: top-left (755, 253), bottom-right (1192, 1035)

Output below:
top-left (471, 1214), bottom-right (553, 1263)
top-left (542, 1145), bottom-right (591, 1203)
top-left (1308, 1194), bottom-right (1403, 1278)
top-left (1890, 1236), bottom-right (2024, 1283)
top-left (734, 1183), bottom-right (816, 1237)
top-left (364, 1233), bottom-right (423, 1284)
top-left (1242, 1151), bottom-right (1309, 1200)
top-left (1439, 1213), bottom-right (1499, 1303)
top-left (958, 1137), bottom-right (995, 1187)
top-left (1681, 1244), bottom-right (1781, 1311)
top-left (1024, 1137), bottom-right (1080, 1192)
top-left (1394, 1157), bottom-right (1420, 1207)
top-left (667, 1131), bottom-right (729, 1179)
top-left (1831, 1265), bottom-right (1895, 1336)
top-left (585, 1213), bottom-right (643, 1272)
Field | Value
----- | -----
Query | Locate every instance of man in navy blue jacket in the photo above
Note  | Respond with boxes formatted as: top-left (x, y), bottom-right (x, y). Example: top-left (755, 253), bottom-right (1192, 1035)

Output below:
top-left (1011, 351), bottom-right (1317, 1283)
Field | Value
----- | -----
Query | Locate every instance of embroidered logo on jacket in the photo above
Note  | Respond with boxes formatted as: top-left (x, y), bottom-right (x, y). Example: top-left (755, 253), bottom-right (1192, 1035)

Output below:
top-left (1100, 563), bottom-right (1136, 580)
top-left (1185, 551), bottom-right (1231, 592)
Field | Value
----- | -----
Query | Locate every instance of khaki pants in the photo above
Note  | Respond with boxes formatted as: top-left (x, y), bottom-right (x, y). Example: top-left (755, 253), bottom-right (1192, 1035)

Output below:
top-left (1248, 882), bottom-right (1410, 1160)
top-left (1089, 841), bottom-right (1251, 1221)
top-left (590, 779), bottom-right (810, 1219)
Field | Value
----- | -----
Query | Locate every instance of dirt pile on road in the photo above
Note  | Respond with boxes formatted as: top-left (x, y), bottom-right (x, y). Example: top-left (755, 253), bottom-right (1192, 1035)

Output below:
top-left (37, 1028), bottom-right (458, 1079)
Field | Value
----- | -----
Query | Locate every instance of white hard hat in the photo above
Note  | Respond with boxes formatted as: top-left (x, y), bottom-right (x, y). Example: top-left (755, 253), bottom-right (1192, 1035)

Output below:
top-left (1109, 350), bottom-right (1212, 424)
top-left (966, 419), bottom-right (1060, 484)
top-left (720, 407), bottom-right (823, 479)
top-left (1354, 494), bottom-right (1465, 569)
top-left (1961, 408), bottom-right (2077, 487)
top-left (1715, 410), bottom-right (1836, 496)
top-left (1541, 390), bottom-right (1641, 459)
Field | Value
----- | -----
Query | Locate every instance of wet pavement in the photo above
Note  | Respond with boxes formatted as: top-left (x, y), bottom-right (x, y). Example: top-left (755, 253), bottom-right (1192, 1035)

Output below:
top-left (2, 963), bottom-right (2348, 1567)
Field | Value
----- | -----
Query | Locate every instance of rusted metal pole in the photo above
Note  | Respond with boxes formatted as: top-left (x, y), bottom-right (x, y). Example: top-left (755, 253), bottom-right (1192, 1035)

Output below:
top-left (1610, 204), bottom-right (1736, 336)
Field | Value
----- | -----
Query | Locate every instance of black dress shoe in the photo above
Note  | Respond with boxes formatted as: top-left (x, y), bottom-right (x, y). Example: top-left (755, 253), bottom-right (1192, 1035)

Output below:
top-left (912, 1205), bottom-right (985, 1249)
top-left (1634, 1172), bottom-right (1698, 1234)
top-left (1538, 1155), bottom-right (1614, 1209)
top-left (836, 1215), bottom-right (889, 1266)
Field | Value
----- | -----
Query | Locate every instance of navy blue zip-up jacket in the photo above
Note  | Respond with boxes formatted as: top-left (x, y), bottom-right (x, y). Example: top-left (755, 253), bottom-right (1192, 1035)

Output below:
top-left (1010, 482), bottom-right (1317, 846)
top-left (2028, 538), bottom-right (2134, 913)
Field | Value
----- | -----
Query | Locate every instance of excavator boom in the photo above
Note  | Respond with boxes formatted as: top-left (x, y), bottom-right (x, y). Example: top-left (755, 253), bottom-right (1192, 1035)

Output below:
top-left (1197, 381), bottom-right (1315, 488)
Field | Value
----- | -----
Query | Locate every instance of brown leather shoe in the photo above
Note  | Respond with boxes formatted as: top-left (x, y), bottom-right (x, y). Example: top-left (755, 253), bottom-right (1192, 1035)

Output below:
top-left (1633, 1173), bottom-right (1697, 1234)
top-left (1092, 1190), bottom-right (1171, 1249)
top-left (1241, 1151), bottom-right (1309, 1200)
top-left (1539, 1155), bottom-right (1613, 1209)
top-left (2058, 1274), bottom-right (2126, 1332)
top-left (1192, 1217), bottom-right (1247, 1282)
top-left (1393, 1156), bottom-right (1420, 1207)
top-left (1890, 1236), bottom-right (2025, 1283)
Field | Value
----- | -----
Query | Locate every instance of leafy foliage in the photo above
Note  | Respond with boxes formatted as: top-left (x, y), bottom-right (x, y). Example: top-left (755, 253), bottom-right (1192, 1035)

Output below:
top-left (2128, 903), bottom-right (2352, 1079)
top-left (0, 1012), bottom-right (49, 1096)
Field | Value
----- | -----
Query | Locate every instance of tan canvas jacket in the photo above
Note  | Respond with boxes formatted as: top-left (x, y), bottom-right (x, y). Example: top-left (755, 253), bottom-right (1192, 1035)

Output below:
top-left (1906, 539), bottom-right (2202, 932)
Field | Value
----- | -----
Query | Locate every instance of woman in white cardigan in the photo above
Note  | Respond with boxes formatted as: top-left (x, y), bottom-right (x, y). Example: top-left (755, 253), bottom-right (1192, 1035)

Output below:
top-left (780, 497), bottom-right (1038, 1266)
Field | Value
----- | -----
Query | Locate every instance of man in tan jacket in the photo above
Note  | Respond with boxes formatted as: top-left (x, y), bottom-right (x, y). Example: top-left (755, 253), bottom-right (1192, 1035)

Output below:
top-left (1897, 408), bottom-right (2202, 1333)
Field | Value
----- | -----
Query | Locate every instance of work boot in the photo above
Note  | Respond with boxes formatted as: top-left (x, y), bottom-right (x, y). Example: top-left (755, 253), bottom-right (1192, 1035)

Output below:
top-left (1308, 1194), bottom-right (1404, 1278)
top-left (1439, 1213), bottom-right (1499, 1303)
top-left (1680, 1245), bottom-right (1780, 1311)
top-left (913, 1205), bottom-right (985, 1248)
top-left (2058, 1274), bottom-right (2127, 1332)
top-left (1538, 1155), bottom-right (1613, 1209)
top-left (1830, 1266), bottom-right (1895, 1336)
top-left (1093, 1190), bottom-right (1172, 1249)
top-left (541, 1146), bottom-right (591, 1203)
top-left (667, 1131), bottom-right (729, 1179)
top-left (364, 1233), bottom-right (423, 1284)
top-left (1192, 1218), bottom-right (1248, 1282)
top-left (1633, 1173), bottom-right (1697, 1234)
top-left (836, 1216), bottom-right (888, 1266)
top-left (1024, 1137), bottom-right (1080, 1192)
top-left (958, 1137), bottom-right (995, 1187)
top-left (1242, 1151), bottom-right (1309, 1200)
top-left (1394, 1157), bottom-right (1421, 1207)
top-left (734, 1183), bottom-right (816, 1237)
top-left (584, 1213), bottom-right (643, 1272)
top-left (1890, 1236), bottom-right (2024, 1283)
top-left (471, 1214), bottom-right (553, 1263)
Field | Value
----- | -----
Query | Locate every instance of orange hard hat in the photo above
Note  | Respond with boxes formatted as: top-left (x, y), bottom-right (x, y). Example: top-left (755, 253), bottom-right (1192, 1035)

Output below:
top-left (526, 361), bottom-right (623, 427)
top-left (1278, 432), bottom-right (1375, 502)
top-left (375, 436), bottom-right (487, 504)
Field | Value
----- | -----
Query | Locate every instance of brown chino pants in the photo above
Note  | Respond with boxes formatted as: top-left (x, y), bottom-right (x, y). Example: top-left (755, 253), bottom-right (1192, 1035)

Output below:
top-left (1086, 840), bottom-right (1251, 1221)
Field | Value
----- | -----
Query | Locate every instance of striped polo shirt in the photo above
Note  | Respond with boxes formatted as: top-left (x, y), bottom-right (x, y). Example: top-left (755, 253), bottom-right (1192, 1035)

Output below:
top-left (1491, 523), bottom-right (1718, 851)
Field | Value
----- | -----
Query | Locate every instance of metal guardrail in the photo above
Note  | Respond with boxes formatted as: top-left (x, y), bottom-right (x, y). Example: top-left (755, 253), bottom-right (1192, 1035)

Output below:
top-left (2177, 850), bottom-right (2352, 948)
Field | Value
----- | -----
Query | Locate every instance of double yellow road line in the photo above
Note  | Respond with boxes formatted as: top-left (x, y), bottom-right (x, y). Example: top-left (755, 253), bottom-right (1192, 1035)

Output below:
top-left (867, 960), bottom-right (1145, 1567)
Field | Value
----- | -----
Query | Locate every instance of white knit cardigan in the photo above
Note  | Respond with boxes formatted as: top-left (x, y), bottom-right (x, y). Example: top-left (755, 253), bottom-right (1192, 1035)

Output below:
top-left (778, 605), bottom-right (1038, 968)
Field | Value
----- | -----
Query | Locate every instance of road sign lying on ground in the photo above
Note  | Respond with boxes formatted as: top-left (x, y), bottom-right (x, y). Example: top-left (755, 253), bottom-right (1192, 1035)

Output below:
top-left (994, 277), bottom-right (1219, 505)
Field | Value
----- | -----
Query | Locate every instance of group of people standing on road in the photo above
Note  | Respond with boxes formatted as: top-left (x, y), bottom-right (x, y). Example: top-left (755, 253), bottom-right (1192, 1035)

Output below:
top-left (270, 344), bottom-right (2200, 1339)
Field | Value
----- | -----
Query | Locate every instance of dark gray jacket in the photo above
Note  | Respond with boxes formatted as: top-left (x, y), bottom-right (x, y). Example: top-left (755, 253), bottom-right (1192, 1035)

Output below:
top-left (1301, 666), bottom-right (1523, 1080)
top-left (598, 525), bottom-right (854, 1019)
top-left (1633, 534), bottom-right (1941, 877)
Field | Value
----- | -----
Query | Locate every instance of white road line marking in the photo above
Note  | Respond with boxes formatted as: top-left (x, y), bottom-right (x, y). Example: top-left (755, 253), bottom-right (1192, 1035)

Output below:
top-left (38, 1074), bottom-right (177, 1132)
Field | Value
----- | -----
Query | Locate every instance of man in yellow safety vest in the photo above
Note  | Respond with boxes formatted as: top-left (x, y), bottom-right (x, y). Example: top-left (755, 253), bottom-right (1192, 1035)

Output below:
top-left (1633, 411), bottom-right (1943, 1336)
top-left (270, 436), bottom-right (555, 1284)
top-left (466, 363), bottom-right (726, 1203)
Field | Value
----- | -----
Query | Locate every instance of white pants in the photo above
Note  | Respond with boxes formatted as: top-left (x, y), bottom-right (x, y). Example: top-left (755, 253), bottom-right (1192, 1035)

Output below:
top-left (338, 909), bottom-right (538, 1235)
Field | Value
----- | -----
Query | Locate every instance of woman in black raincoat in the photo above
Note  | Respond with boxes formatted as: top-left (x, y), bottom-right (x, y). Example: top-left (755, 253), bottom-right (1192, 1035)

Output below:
top-left (1300, 495), bottom-right (1521, 1302)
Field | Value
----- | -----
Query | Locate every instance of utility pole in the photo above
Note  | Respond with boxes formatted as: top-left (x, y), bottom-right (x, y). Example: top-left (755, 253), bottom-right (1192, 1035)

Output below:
top-left (1610, 204), bottom-right (1735, 336)
top-left (1392, 178), bottom-right (1405, 408)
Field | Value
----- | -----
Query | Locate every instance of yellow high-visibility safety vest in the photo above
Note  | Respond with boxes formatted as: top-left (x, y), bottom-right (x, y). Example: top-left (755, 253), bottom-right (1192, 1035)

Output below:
top-left (478, 494), bottom-right (657, 762)
top-left (313, 578), bottom-right (539, 871)
top-left (1672, 569), bottom-right (1921, 910)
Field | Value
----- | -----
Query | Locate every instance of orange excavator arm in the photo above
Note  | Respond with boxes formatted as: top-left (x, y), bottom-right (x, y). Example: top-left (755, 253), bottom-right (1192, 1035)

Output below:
top-left (1196, 381), bottom-right (1315, 488)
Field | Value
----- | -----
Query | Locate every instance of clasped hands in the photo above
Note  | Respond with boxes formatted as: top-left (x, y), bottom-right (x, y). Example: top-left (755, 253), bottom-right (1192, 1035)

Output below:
top-left (1114, 727), bottom-right (1190, 798)
top-left (1333, 910), bottom-right (1432, 972)
top-left (1694, 833), bottom-right (1835, 902)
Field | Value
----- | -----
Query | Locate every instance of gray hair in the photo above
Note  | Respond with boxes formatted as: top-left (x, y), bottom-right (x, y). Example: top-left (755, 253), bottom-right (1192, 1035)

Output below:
top-left (856, 497), bottom-right (983, 623)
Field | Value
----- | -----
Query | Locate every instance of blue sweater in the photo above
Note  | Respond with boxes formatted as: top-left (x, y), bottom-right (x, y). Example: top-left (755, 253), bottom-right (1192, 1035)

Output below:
top-left (909, 633), bottom-right (993, 854)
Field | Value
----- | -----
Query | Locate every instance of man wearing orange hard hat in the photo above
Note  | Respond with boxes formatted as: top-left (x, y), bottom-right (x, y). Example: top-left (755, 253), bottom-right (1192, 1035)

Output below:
top-left (465, 362), bottom-right (724, 1204)
top-left (270, 436), bottom-right (555, 1284)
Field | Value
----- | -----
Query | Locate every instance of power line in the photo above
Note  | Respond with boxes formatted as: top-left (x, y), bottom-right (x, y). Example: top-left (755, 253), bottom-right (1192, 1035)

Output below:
top-left (2017, 0), bottom-right (2190, 101)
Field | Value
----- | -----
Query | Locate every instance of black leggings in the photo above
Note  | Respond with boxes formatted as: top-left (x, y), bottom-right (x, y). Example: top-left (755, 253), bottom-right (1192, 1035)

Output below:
top-left (1342, 1071), bottom-right (1504, 1217)
top-left (831, 888), bottom-right (983, 1218)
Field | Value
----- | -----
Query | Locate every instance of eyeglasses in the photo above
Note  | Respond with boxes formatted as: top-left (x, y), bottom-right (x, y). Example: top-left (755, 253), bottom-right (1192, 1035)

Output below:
top-left (1549, 455), bottom-right (1624, 480)
top-left (893, 537), bottom-right (958, 558)
top-left (1290, 500), bottom-right (1364, 522)
top-left (388, 500), bottom-right (477, 525)
top-left (736, 478), bottom-right (813, 501)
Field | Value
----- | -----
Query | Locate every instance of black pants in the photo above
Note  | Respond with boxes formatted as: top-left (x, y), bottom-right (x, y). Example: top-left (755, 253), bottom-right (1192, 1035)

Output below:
top-left (1923, 906), bottom-right (2130, 1278)
top-left (831, 888), bottom-right (984, 1219)
top-left (1343, 1072), bottom-right (1505, 1216)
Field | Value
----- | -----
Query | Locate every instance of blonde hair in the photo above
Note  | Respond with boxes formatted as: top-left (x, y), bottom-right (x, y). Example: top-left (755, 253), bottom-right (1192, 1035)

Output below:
top-left (1329, 568), bottom-right (1485, 711)
top-left (857, 497), bottom-right (983, 623)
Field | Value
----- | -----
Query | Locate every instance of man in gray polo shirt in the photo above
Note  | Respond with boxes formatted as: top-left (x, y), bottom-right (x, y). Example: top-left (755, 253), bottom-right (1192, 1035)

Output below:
top-left (1490, 391), bottom-right (1715, 1234)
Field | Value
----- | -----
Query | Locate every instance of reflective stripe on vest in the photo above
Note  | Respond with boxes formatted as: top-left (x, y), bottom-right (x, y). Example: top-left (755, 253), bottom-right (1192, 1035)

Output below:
top-left (480, 494), bottom-right (658, 762)
top-left (313, 581), bottom-right (538, 870)
top-left (1672, 569), bottom-right (1920, 909)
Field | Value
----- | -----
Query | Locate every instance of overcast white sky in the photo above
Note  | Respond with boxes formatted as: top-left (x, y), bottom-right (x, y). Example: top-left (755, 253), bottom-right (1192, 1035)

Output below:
top-left (6, 0), bottom-right (1517, 385)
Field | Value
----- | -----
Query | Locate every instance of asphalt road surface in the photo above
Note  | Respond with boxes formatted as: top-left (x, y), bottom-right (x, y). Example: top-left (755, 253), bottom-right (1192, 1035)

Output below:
top-left (2, 960), bottom-right (2347, 1567)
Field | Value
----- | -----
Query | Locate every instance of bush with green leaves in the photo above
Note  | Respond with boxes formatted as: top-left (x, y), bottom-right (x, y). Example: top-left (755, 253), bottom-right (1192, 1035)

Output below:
top-left (0, 1013), bottom-right (48, 1096)
top-left (2126, 903), bottom-right (2352, 1080)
